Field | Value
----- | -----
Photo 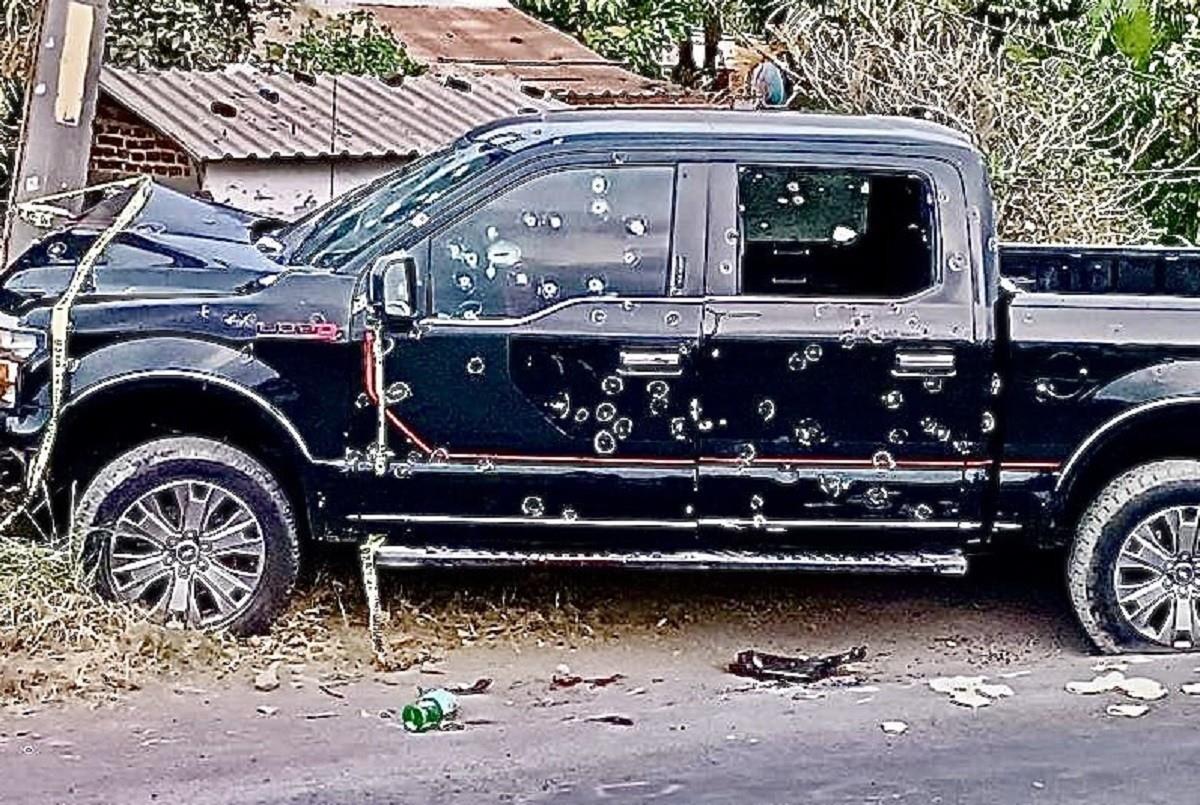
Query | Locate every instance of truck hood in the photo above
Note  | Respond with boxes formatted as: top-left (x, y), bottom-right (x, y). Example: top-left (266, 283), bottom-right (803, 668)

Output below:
top-left (2, 183), bottom-right (289, 308)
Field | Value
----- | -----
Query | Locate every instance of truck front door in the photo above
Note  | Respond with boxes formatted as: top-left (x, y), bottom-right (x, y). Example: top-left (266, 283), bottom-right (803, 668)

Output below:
top-left (696, 158), bottom-right (992, 545)
top-left (351, 158), bottom-right (706, 542)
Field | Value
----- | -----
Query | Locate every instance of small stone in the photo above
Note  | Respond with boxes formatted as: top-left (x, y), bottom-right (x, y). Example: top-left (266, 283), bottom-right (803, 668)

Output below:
top-left (1105, 703), bottom-right (1149, 718)
top-left (880, 721), bottom-right (909, 735)
top-left (256, 705), bottom-right (279, 717)
top-left (254, 663), bottom-right (281, 692)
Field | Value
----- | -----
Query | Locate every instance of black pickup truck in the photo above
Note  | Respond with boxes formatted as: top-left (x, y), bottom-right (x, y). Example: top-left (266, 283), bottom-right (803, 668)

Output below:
top-left (4, 109), bottom-right (1200, 653)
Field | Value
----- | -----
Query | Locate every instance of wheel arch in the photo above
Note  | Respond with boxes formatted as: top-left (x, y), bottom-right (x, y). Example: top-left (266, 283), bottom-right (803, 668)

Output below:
top-left (52, 372), bottom-right (318, 541)
top-left (1055, 397), bottom-right (1200, 532)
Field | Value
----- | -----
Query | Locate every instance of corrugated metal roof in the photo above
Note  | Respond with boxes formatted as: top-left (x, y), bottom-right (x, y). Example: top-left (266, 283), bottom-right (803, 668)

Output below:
top-left (362, 4), bottom-right (685, 100)
top-left (99, 65), bottom-right (566, 162)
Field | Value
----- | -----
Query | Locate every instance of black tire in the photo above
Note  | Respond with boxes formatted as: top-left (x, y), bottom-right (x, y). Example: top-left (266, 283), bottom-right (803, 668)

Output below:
top-left (75, 436), bottom-right (299, 635)
top-left (1068, 459), bottom-right (1200, 654)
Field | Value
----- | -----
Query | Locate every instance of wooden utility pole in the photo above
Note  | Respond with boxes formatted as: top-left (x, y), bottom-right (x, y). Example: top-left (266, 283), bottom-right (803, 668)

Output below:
top-left (2, 0), bottom-right (109, 267)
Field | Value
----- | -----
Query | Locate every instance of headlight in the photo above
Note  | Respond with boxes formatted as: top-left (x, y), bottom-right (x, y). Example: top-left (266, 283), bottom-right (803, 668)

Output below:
top-left (0, 315), bottom-right (40, 408)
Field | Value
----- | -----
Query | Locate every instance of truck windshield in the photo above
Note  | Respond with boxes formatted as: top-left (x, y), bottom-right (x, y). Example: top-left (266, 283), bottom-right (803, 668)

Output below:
top-left (285, 139), bottom-right (510, 269)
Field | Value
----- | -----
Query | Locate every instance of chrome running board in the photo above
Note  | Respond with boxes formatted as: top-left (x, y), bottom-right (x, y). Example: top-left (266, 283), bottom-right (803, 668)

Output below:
top-left (373, 546), bottom-right (969, 576)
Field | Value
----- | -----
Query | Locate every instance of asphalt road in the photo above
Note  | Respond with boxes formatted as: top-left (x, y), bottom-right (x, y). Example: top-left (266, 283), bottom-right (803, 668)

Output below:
top-left (6, 560), bottom-right (1200, 804)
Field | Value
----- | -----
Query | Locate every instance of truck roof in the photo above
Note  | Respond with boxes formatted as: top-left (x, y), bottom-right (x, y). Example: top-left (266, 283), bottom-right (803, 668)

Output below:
top-left (472, 108), bottom-right (977, 153)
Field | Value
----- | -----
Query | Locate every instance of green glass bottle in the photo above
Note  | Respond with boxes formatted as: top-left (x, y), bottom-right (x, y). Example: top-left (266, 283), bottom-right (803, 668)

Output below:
top-left (402, 688), bottom-right (458, 732)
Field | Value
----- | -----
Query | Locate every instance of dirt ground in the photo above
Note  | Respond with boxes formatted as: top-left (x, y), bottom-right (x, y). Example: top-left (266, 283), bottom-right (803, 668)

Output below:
top-left (16, 549), bottom-right (1199, 805)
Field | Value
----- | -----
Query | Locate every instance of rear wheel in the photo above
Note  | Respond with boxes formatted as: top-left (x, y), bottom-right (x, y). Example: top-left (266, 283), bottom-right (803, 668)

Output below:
top-left (76, 436), bottom-right (299, 635)
top-left (1069, 460), bottom-right (1200, 653)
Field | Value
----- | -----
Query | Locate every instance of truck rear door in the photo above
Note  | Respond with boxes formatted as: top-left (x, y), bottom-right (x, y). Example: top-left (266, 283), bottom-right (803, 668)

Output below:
top-left (696, 156), bottom-right (992, 545)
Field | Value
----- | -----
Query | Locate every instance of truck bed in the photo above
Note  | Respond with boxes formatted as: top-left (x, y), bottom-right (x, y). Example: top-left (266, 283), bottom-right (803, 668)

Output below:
top-left (1001, 244), bottom-right (1200, 296)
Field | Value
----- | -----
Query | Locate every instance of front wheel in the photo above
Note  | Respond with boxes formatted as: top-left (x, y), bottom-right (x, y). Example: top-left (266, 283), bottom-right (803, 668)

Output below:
top-left (76, 436), bottom-right (300, 635)
top-left (1069, 460), bottom-right (1200, 653)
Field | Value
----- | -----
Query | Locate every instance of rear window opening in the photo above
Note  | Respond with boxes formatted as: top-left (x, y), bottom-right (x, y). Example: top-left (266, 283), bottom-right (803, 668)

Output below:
top-left (737, 166), bottom-right (935, 298)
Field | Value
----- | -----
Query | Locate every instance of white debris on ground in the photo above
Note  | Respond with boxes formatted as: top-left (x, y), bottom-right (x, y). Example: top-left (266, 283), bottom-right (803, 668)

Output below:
top-left (1105, 704), bottom-right (1150, 718)
top-left (1180, 682), bottom-right (1200, 695)
top-left (927, 676), bottom-right (1015, 709)
top-left (1065, 671), bottom-right (1167, 701)
top-left (880, 720), bottom-right (909, 735)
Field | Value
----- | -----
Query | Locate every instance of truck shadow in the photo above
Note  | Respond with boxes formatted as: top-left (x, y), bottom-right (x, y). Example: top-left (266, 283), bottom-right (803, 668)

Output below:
top-left (310, 545), bottom-right (1090, 670)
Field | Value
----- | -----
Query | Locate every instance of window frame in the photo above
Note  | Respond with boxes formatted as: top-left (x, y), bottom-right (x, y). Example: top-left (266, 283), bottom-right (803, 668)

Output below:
top-left (423, 160), bottom-right (681, 322)
top-left (722, 160), bottom-right (945, 305)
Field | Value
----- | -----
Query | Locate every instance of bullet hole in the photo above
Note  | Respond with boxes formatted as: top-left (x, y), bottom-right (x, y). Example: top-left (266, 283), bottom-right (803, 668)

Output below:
top-left (922, 377), bottom-right (944, 394)
top-left (594, 430), bottom-right (617, 454)
top-left (953, 439), bottom-right (974, 455)
top-left (590, 308), bottom-right (608, 325)
top-left (591, 175), bottom-right (609, 195)
top-left (239, 344), bottom-right (255, 364)
top-left (476, 457), bottom-right (495, 473)
top-left (757, 398), bottom-right (777, 422)
top-left (792, 195), bottom-right (805, 206)
top-left (819, 474), bottom-right (844, 498)
top-left (947, 252), bottom-right (967, 272)
top-left (804, 343), bottom-right (823, 363)
top-left (562, 506), bottom-right (578, 521)
top-left (664, 311), bottom-right (681, 327)
top-left (921, 417), bottom-right (951, 442)
top-left (486, 225), bottom-right (500, 240)
top-left (385, 381), bottom-right (412, 404)
top-left (887, 428), bottom-right (908, 445)
top-left (621, 300), bottom-right (637, 312)
top-left (623, 248), bottom-right (642, 267)
top-left (647, 380), bottom-right (669, 400)
top-left (391, 464), bottom-right (411, 479)
top-left (522, 496), bottom-right (546, 517)
top-left (522, 211), bottom-right (539, 227)
top-left (839, 332), bottom-right (857, 349)
top-left (538, 279), bottom-right (560, 300)
top-left (547, 391), bottom-right (571, 418)
top-left (613, 417), bottom-right (633, 439)
top-left (786, 181), bottom-right (800, 192)
top-left (457, 300), bottom-right (483, 319)
top-left (881, 389), bottom-right (904, 410)
top-left (547, 213), bottom-right (563, 230)
top-left (865, 486), bottom-right (890, 509)
top-left (574, 407), bottom-right (590, 423)
top-left (832, 225), bottom-right (858, 243)
top-left (355, 392), bottom-right (371, 409)
top-left (981, 411), bottom-right (996, 433)
top-left (793, 418), bottom-right (826, 448)
top-left (913, 503), bottom-right (934, 520)
top-left (872, 450), bottom-right (896, 470)
top-left (990, 374), bottom-right (1003, 396)
top-left (586, 276), bottom-right (607, 294)
top-left (750, 494), bottom-right (765, 511)
top-left (455, 273), bottom-right (475, 292)
top-left (787, 353), bottom-right (807, 372)
top-left (410, 211), bottom-right (429, 228)
top-left (625, 217), bottom-right (648, 236)
top-left (670, 417), bottom-right (688, 441)
top-left (46, 240), bottom-right (68, 259)
top-left (466, 356), bottom-right (486, 375)
top-left (429, 448), bottom-right (450, 464)
top-left (649, 397), bottom-right (669, 415)
top-left (590, 198), bottom-right (610, 217)
top-left (596, 402), bottom-right (617, 422)
top-left (601, 376), bottom-right (624, 396)
top-left (487, 241), bottom-right (521, 268)
top-left (737, 442), bottom-right (757, 464)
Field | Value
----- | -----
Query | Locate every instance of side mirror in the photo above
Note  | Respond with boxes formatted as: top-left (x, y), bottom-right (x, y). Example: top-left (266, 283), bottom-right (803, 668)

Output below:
top-left (369, 253), bottom-right (418, 318)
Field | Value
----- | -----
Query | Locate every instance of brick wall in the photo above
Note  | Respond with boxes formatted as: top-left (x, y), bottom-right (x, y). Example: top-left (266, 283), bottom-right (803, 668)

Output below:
top-left (89, 96), bottom-right (197, 184)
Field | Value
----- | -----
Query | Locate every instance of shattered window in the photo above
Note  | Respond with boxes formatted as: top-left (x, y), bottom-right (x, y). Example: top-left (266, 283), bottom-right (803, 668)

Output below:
top-left (431, 166), bottom-right (674, 320)
top-left (287, 139), bottom-right (509, 269)
top-left (738, 166), bottom-right (933, 298)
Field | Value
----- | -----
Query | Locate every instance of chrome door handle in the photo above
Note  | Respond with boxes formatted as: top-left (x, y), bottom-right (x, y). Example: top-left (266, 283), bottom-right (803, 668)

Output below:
top-left (891, 350), bottom-right (956, 378)
top-left (618, 349), bottom-right (684, 377)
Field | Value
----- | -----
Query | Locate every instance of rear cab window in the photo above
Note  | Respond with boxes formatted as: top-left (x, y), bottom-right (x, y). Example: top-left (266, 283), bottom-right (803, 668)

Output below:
top-left (737, 165), bottom-right (935, 298)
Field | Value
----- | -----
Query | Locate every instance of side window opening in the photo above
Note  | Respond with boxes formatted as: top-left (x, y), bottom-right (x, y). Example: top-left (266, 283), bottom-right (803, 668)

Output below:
top-left (738, 166), bottom-right (934, 298)
top-left (430, 165), bottom-right (675, 319)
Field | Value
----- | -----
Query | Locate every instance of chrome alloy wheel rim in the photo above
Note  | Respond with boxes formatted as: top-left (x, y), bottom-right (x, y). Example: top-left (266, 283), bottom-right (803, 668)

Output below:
top-left (1114, 505), bottom-right (1200, 648)
top-left (105, 480), bottom-right (266, 629)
